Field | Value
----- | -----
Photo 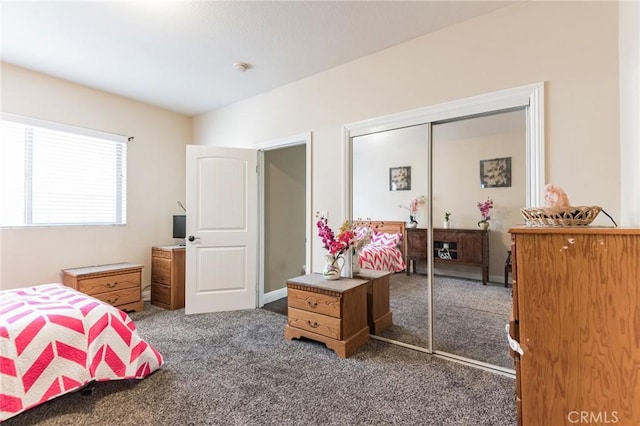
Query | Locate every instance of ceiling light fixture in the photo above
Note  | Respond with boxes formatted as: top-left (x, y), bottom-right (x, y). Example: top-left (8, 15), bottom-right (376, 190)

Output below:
top-left (233, 62), bottom-right (251, 72)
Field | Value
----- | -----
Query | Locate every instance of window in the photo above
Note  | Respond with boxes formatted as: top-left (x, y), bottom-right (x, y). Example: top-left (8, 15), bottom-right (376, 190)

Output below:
top-left (1, 113), bottom-right (127, 227)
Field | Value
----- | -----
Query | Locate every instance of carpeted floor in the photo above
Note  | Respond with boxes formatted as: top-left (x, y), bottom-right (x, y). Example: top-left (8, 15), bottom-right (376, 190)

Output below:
top-left (378, 273), bottom-right (513, 369)
top-left (5, 304), bottom-right (517, 426)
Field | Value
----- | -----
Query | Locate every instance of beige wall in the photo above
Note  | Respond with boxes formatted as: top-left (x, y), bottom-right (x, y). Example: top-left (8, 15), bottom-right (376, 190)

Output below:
top-left (0, 63), bottom-right (191, 290)
top-left (194, 1), bottom-right (621, 273)
top-left (432, 110), bottom-right (526, 281)
top-left (352, 125), bottom-right (428, 224)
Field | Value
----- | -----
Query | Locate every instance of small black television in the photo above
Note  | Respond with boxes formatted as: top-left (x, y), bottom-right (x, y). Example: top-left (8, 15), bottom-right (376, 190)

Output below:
top-left (172, 215), bottom-right (186, 239)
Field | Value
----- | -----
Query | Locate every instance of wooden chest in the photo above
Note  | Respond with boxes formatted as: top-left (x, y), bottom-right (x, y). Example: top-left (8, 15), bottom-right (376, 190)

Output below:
top-left (151, 245), bottom-right (185, 310)
top-left (509, 227), bottom-right (640, 425)
top-left (284, 274), bottom-right (369, 358)
top-left (61, 263), bottom-right (144, 312)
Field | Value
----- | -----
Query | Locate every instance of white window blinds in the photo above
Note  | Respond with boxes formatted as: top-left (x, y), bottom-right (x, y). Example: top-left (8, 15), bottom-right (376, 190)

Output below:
top-left (0, 113), bottom-right (127, 227)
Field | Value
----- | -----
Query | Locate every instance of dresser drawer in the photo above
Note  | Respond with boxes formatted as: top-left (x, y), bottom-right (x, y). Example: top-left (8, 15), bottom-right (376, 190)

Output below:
top-left (151, 257), bottom-right (171, 285)
top-left (151, 283), bottom-right (171, 306)
top-left (77, 272), bottom-right (140, 296)
top-left (92, 286), bottom-right (141, 307)
top-left (288, 307), bottom-right (341, 339)
top-left (287, 288), bottom-right (341, 318)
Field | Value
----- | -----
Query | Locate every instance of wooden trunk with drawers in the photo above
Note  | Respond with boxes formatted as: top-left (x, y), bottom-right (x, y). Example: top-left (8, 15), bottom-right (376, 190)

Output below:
top-left (62, 263), bottom-right (144, 312)
top-left (509, 227), bottom-right (640, 425)
top-left (284, 274), bottom-right (369, 358)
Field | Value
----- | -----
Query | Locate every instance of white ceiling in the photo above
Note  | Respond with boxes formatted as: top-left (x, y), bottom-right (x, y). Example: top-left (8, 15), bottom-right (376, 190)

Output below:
top-left (1, 1), bottom-right (512, 116)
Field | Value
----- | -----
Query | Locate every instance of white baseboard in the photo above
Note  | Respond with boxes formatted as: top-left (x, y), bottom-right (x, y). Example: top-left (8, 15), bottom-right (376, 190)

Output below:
top-left (263, 287), bottom-right (287, 305)
top-left (142, 289), bottom-right (151, 302)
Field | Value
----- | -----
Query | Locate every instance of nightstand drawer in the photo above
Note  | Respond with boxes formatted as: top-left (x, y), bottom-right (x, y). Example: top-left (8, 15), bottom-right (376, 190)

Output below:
top-left (92, 287), bottom-right (141, 307)
top-left (287, 307), bottom-right (341, 340)
top-left (77, 272), bottom-right (140, 295)
top-left (151, 283), bottom-right (171, 305)
top-left (151, 257), bottom-right (171, 284)
top-left (287, 288), bottom-right (341, 318)
top-left (152, 247), bottom-right (173, 259)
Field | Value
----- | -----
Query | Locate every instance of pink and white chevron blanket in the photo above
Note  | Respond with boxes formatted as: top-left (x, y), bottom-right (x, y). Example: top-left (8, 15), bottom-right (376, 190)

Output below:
top-left (0, 283), bottom-right (163, 422)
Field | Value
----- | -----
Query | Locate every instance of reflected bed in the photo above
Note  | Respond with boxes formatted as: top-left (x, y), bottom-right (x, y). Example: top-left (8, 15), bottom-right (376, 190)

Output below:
top-left (356, 220), bottom-right (407, 273)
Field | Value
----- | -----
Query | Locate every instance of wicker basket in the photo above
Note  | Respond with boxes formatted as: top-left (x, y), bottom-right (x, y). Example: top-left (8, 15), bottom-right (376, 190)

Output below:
top-left (520, 206), bottom-right (602, 227)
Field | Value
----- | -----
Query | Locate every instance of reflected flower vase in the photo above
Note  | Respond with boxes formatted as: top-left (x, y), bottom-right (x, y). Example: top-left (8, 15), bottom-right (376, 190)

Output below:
top-left (352, 252), bottom-right (361, 275)
top-left (323, 254), bottom-right (344, 280)
top-left (478, 221), bottom-right (490, 230)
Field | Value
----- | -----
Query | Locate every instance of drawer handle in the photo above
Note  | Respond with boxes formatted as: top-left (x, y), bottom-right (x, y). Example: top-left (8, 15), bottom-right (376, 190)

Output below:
top-left (106, 282), bottom-right (117, 288)
top-left (306, 298), bottom-right (318, 308)
top-left (307, 321), bottom-right (319, 328)
top-left (107, 296), bottom-right (119, 304)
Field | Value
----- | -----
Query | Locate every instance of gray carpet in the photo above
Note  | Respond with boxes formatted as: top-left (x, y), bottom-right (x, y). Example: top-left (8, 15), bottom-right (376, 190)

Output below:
top-left (379, 274), bottom-right (513, 369)
top-left (5, 304), bottom-right (517, 425)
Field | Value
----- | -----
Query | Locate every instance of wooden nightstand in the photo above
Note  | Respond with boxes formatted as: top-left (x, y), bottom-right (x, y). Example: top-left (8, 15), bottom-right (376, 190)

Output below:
top-left (354, 269), bottom-right (392, 334)
top-left (284, 274), bottom-right (369, 358)
top-left (61, 263), bottom-right (144, 312)
top-left (151, 245), bottom-right (185, 310)
top-left (405, 227), bottom-right (428, 275)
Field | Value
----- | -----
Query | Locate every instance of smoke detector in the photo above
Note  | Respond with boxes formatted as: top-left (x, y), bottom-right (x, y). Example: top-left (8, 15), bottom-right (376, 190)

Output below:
top-left (233, 62), bottom-right (251, 72)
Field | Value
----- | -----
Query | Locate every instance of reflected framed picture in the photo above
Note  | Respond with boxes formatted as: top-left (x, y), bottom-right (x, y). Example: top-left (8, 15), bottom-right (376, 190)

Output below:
top-left (389, 166), bottom-right (411, 191)
top-left (480, 157), bottom-right (512, 188)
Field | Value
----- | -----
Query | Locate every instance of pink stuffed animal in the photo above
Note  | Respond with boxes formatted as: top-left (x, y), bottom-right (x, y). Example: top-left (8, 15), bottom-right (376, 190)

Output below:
top-left (544, 184), bottom-right (571, 208)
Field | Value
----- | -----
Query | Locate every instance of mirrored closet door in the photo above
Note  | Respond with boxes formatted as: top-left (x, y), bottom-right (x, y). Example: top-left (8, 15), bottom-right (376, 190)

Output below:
top-left (345, 83), bottom-right (543, 373)
top-left (431, 109), bottom-right (526, 370)
top-left (352, 125), bottom-right (430, 350)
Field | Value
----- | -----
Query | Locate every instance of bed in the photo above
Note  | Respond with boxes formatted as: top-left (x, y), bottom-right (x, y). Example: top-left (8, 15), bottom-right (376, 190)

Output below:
top-left (0, 283), bottom-right (163, 422)
top-left (355, 220), bottom-right (407, 273)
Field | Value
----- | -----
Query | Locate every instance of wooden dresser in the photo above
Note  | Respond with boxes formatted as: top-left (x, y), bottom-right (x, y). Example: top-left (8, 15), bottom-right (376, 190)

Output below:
top-left (354, 269), bottom-right (392, 334)
top-left (284, 274), bottom-right (369, 358)
top-left (61, 263), bottom-right (144, 312)
top-left (432, 228), bottom-right (489, 284)
top-left (151, 245), bottom-right (185, 310)
top-left (509, 227), bottom-right (640, 425)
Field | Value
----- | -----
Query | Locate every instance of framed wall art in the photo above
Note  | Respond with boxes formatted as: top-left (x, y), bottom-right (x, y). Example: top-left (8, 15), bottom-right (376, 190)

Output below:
top-left (389, 166), bottom-right (411, 191)
top-left (480, 157), bottom-right (512, 188)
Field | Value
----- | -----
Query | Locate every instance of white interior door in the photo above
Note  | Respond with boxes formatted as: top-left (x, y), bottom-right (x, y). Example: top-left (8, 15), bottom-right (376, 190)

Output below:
top-left (185, 145), bottom-right (257, 314)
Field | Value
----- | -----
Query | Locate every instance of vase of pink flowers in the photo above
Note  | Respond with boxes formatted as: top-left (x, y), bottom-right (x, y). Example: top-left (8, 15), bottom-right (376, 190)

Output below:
top-left (316, 214), bottom-right (369, 280)
top-left (399, 195), bottom-right (426, 228)
top-left (477, 198), bottom-right (494, 230)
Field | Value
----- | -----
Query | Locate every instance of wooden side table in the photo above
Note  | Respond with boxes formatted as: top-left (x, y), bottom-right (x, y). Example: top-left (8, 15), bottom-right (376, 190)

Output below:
top-left (284, 274), bottom-right (369, 358)
top-left (61, 263), bottom-right (144, 312)
top-left (354, 269), bottom-right (392, 334)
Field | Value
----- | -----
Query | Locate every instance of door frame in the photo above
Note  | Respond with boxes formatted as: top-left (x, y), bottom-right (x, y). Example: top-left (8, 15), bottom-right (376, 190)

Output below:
top-left (255, 132), bottom-right (313, 307)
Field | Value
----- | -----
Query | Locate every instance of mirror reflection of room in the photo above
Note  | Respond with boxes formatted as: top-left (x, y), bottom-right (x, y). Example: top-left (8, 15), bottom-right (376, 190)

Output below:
top-left (352, 124), bottom-right (429, 349)
top-left (431, 109), bottom-right (526, 369)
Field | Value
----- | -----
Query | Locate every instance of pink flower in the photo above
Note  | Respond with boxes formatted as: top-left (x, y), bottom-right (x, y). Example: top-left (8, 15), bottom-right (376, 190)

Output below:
top-left (477, 198), bottom-right (494, 222)
top-left (316, 215), bottom-right (364, 258)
